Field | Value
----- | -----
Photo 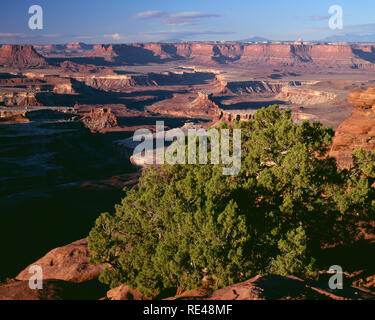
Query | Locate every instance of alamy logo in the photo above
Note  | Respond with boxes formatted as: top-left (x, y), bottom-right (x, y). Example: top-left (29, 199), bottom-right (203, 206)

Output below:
top-left (28, 265), bottom-right (43, 290)
top-left (328, 265), bottom-right (343, 290)
top-left (28, 5), bottom-right (43, 30)
top-left (133, 121), bottom-right (241, 176)
top-left (328, 5), bottom-right (343, 30)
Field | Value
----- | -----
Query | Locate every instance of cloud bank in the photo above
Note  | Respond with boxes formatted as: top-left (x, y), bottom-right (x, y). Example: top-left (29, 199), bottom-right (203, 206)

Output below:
top-left (140, 30), bottom-right (235, 41)
top-left (133, 11), bottom-right (221, 26)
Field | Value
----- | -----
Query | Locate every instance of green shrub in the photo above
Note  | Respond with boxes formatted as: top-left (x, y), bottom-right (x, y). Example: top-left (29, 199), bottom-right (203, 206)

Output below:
top-left (88, 105), bottom-right (375, 297)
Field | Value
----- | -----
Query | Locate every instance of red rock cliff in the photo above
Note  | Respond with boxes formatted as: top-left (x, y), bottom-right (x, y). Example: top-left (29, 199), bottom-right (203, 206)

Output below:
top-left (0, 45), bottom-right (48, 68)
top-left (330, 88), bottom-right (375, 168)
top-left (84, 43), bottom-right (375, 67)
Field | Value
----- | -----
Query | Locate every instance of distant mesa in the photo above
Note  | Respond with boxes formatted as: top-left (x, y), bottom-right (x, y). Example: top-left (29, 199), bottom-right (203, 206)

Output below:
top-left (85, 43), bottom-right (184, 65)
top-left (64, 42), bottom-right (93, 51)
top-left (59, 60), bottom-right (113, 74)
top-left (82, 42), bottom-right (375, 68)
top-left (85, 44), bottom-right (119, 62)
top-left (6, 42), bottom-right (375, 69)
top-left (33, 42), bottom-right (94, 57)
top-left (0, 45), bottom-right (48, 69)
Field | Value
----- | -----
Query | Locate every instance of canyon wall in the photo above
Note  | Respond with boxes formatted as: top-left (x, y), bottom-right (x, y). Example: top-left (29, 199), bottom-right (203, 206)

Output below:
top-left (0, 45), bottom-right (48, 68)
top-left (0, 90), bottom-right (42, 106)
top-left (219, 79), bottom-right (306, 95)
top-left (76, 71), bottom-right (215, 91)
top-left (82, 43), bottom-right (375, 67)
top-left (348, 87), bottom-right (375, 108)
top-left (3, 43), bottom-right (375, 69)
top-left (0, 76), bottom-right (76, 106)
top-left (330, 88), bottom-right (375, 168)
top-left (277, 87), bottom-right (336, 105)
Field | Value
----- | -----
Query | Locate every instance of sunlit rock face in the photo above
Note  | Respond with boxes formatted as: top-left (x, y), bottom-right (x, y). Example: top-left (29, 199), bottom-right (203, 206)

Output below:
top-left (0, 45), bottom-right (48, 68)
top-left (330, 88), bottom-right (375, 169)
top-left (78, 43), bottom-right (375, 68)
top-left (348, 87), bottom-right (375, 109)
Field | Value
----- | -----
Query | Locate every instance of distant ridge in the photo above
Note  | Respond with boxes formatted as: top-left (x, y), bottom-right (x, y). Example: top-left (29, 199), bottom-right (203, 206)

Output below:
top-left (238, 36), bottom-right (270, 42)
top-left (321, 34), bottom-right (375, 43)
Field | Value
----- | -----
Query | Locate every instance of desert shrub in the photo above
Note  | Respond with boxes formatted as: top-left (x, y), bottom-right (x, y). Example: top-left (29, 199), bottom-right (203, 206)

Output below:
top-left (268, 226), bottom-right (316, 277)
top-left (88, 105), bottom-right (375, 297)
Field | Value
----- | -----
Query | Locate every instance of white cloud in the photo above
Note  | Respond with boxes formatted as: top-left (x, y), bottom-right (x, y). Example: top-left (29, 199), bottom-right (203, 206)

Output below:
top-left (133, 11), bottom-right (166, 19)
top-left (140, 30), bottom-right (235, 41)
top-left (309, 15), bottom-right (330, 21)
top-left (0, 33), bottom-right (27, 38)
top-left (133, 11), bottom-right (221, 26)
top-left (104, 33), bottom-right (122, 40)
top-left (41, 34), bottom-right (63, 38)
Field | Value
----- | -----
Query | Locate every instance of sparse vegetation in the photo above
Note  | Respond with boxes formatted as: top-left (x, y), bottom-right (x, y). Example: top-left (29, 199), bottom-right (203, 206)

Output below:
top-left (88, 105), bottom-right (375, 297)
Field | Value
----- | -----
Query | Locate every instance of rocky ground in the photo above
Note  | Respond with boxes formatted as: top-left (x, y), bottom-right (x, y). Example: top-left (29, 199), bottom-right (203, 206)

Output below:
top-left (1, 238), bottom-right (375, 300)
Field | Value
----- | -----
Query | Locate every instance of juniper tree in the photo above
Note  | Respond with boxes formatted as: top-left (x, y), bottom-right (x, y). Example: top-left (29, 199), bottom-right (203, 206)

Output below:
top-left (88, 105), bottom-right (375, 297)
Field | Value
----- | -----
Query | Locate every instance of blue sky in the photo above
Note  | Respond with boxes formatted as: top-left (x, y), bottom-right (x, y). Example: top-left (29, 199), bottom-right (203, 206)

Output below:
top-left (1, 0), bottom-right (375, 43)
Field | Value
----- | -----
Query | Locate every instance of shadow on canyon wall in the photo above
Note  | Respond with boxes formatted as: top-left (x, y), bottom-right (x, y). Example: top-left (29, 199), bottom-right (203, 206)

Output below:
top-left (35, 85), bottom-right (187, 110)
top-left (0, 113), bottom-right (137, 279)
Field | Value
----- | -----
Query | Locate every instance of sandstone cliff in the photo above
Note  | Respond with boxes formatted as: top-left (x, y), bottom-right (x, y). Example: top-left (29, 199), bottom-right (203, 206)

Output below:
top-left (16, 239), bottom-right (107, 283)
top-left (82, 43), bottom-right (375, 68)
top-left (330, 88), bottom-right (375, 168)
top-left (348, 87), bottom-right (375, 108)
top-left (0, 45), bottom-right (48, 69)
top-left (25, 42), bottom-right (375, 68)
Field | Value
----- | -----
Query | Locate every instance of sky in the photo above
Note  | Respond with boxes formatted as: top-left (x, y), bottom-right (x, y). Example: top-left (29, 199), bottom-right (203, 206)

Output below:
top-left (1, 0), bottom-right (375, 44)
